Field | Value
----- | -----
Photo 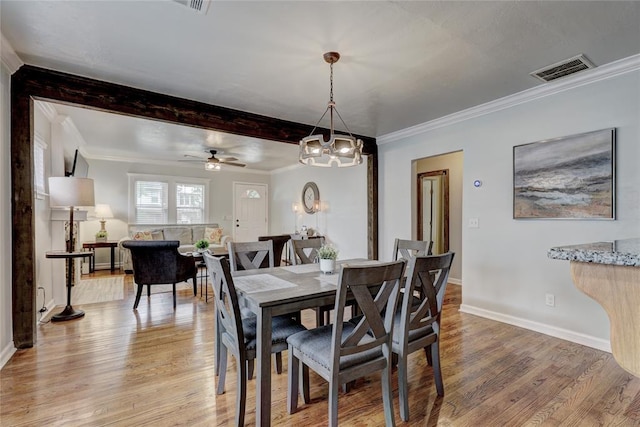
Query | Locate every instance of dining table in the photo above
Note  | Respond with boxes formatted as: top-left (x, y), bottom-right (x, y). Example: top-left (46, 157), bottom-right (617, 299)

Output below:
top-left (231, 258), bottom-right (375, 426)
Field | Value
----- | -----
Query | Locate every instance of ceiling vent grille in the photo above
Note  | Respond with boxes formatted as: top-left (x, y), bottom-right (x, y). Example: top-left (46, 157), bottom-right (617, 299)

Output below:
top-left (530, 54), bottom-right (595, 83)
top-left (172, 0), bottom-right (211, 14)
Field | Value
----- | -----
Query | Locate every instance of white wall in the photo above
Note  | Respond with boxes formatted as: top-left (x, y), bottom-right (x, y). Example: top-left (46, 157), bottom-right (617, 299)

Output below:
top-left (379, 66), bottom-right (640, 350)
top-left (270, 159), bottom-right (369, 260)
top-left (0, 57), bottom-right (14, 366)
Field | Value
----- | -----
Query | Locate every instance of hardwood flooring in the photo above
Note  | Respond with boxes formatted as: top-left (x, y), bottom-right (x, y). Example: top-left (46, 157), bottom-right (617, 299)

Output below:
top-left (2, 270), bottom-right (639, 426)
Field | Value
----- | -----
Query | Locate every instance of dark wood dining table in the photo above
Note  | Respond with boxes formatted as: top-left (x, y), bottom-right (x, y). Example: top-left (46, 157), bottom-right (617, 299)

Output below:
top-left (231, 258), bottom-right (374, 426)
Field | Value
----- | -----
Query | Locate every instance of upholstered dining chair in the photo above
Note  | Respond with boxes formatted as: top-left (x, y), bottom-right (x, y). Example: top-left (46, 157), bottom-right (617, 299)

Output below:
top-left (227, 240), bottom-right (274, 272)
top-left (286, 260), bottom-right (407, 427)
top-left (121, 240), bottom-right (197, 310)
top-left (393, 252), bottom-right (454, 421)
top-left (204, 253), bottom-right (306, 427)
top-left (393, 238), bottom-right (433, 261)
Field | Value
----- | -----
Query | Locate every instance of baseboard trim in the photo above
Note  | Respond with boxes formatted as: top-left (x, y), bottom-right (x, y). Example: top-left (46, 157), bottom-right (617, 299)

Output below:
top-left (448, 277), bottom-right (461, 286)
top-left (0, 341), bottom-right (16, 369)
top-left (459, 304), bottom-right (611, 353)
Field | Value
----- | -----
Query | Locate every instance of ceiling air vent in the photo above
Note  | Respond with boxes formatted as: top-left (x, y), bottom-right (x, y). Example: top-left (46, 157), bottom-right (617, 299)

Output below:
top-left (530, 54), bottom-right (595, 83)
top-left (172, 0), bottom-right (211, 14)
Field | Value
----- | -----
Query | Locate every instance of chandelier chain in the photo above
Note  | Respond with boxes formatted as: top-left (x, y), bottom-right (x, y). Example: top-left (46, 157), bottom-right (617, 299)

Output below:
top-left (329, 62), bottom-right (334, 103)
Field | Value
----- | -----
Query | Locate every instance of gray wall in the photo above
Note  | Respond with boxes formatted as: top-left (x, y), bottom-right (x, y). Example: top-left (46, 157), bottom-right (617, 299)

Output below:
top-left (379, 67), bottom-right (640, 350)
top-left (0, 59), bottom-right (12, 365)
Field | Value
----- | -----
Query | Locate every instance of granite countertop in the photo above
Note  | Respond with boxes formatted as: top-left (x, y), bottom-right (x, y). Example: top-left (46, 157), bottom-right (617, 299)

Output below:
top-left (548, 238), bottom-right (640, 267)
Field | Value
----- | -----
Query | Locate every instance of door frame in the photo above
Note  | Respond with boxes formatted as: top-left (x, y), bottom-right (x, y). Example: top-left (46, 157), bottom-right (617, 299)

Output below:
top-left (417, 169), bottom-right (449, 253)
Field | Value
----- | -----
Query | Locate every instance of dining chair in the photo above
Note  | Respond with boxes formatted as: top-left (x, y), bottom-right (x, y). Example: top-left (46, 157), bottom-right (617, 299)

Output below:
top-left (224, 239), bottom-right (286, 375)
top-left (227, 240), bottom-right (274, 271)
top-left (204, 253), bottom-right (307, 427)
top-left (122, 240), bottom-right (197, 309)
top-left (393, 252), bottom-right (454, 421)
top-left (290, 237), bottom-right (325, 265)
top-left (287, 260), bottom-right (407, 427)
top-left (392, 238), bottom-right (433, 261)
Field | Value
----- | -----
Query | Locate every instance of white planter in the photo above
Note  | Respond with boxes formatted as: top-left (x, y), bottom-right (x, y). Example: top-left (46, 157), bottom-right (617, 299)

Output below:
top-left (319, 258), bottom-right (335, 274)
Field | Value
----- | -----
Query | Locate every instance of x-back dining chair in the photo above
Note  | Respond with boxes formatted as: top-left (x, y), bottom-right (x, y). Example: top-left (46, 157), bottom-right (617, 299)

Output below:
top-left (227, 240), bottom-right (275, 271)
top-left (204, 253), bottom-right (306, 427)
top-left (287, 260), bottom-right (407, 427)
top-left (290, 237), bottom-right (325, 265)
top-left (393, 238), bottom-right (433, 261)
top-left (393, 252), bottom-right (455, 421)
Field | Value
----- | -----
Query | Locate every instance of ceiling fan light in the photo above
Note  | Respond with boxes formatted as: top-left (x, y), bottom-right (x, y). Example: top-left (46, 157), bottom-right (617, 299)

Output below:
top-left (205, 162), bottom-right (220, 171)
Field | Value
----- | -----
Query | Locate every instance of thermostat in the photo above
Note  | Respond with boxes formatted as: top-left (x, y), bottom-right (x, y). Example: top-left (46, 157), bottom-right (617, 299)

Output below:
top-left (473, 180), bottom-right (482, 188)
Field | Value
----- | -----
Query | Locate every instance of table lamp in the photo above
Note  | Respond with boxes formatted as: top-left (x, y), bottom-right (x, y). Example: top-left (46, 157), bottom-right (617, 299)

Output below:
top-left (92, 204), bottom-right (114, 240)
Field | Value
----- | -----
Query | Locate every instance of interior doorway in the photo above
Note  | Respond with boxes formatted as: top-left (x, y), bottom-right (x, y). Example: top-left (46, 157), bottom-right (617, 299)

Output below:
top-left (233, 182), bottom-right (268, 242)
top-left (417, 170), bottom-right (449, 254)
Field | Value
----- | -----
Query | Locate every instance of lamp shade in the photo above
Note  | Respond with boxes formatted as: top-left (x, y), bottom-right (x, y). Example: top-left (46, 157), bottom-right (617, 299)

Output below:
top-left (92, 204), bottom-right (114, 219)
top-left (48, 177), bottom-right (95, 208)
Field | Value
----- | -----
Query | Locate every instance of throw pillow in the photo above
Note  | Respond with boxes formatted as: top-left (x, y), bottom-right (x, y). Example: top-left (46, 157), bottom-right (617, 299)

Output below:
top-left (205, 227), bottom-right (224, 244)
top-left (132, 230), bottom-right (153, 241)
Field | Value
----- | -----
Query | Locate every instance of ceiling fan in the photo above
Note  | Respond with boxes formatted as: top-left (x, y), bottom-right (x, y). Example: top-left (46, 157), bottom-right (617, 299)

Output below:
top-left (180, 149), bottom-right (246, 170)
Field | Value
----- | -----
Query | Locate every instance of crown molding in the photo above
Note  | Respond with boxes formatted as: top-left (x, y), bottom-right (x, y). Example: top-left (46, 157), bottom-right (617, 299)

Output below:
top-left (1, 34), bottom-right (24, 74)
top-left (377, 54), bottom-right (640, 145)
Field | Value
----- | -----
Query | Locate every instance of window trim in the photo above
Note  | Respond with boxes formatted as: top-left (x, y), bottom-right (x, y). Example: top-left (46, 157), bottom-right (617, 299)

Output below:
top-left (128, 173), bottom-right (209, 224)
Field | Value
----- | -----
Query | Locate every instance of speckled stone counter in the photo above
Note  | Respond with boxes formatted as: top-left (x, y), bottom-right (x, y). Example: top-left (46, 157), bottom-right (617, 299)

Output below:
top-left (549, 237), bottom-right (640, 377)
top-left (548, 238), bottom-right (640, 266)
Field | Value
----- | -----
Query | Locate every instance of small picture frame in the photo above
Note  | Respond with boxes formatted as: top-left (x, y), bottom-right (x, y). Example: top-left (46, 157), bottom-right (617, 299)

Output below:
top-left (513, 128), bottom-right (615, 219)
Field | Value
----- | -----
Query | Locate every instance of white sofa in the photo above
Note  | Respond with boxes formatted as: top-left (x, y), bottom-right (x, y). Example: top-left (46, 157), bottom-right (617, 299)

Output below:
top-left (119, 223), bottom-right (232, 272)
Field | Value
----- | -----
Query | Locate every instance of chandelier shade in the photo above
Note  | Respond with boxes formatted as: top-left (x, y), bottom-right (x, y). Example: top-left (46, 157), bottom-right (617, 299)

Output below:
top-left (299, 52), bottom-right (363, 167)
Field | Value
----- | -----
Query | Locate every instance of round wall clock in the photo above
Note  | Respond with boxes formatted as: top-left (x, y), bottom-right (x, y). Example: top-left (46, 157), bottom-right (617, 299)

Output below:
top-left (301, 182), bottom-right (320, 214)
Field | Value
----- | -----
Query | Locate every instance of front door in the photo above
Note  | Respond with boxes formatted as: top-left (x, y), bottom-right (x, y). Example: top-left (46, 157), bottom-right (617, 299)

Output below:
top-left (233, 182), bottom-right (268, 242)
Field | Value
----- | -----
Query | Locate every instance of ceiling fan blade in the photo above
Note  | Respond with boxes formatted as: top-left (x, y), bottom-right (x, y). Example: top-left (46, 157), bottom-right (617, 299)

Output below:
top-left (184, 154), bottom-right (206, 159)
top-left (178, 159), bottom-right (205, 163)
top-left (219, 156), bottom-right (239, 162)
top-left (222, 161), bottom-right (246, 167)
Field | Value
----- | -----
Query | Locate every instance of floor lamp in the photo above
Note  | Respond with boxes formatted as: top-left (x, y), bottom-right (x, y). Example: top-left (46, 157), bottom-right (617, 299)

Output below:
top-left (48, 177), bottom-right (95, 321)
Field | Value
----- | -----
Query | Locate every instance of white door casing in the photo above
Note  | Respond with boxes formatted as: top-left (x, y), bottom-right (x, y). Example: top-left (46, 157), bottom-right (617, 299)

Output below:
top-left (233, 182), bottom-right (268, 242)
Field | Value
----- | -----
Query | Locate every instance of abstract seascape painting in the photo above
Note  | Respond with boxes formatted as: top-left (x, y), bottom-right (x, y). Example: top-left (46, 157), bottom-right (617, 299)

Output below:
top-left (513, 129), bottom-right (615, 219)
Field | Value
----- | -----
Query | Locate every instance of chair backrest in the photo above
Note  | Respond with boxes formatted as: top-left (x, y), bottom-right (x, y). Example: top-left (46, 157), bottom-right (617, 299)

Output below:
top-left (227, 240), bottom-right (274, 272)
top-left (330, 260), bottom-right (406, 370)
top-left (258, 234), bottom-right (291, 267)
top-left (291, 237), bottom-right (325, 265)
top-left (203, 252), bottom-right (245, 351)
top-left (399, 253), bottom-right (455, 339)
top-left (122, 240), bottom-right (196, 285)
top-left (393, 238), bottom-right (433, 261)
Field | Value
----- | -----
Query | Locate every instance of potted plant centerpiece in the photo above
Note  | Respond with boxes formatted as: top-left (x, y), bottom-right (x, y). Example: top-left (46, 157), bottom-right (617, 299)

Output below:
top-left (317, 244), bottom-right (338, 274)
top-left (195, 239), bottom-right (210, 253)
top-left (95, 230), bottom-right (108, 243)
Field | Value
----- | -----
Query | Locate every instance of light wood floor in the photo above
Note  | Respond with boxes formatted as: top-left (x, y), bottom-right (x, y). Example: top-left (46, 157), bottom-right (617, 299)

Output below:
top-left (2, 270), bottom-right (639, 426)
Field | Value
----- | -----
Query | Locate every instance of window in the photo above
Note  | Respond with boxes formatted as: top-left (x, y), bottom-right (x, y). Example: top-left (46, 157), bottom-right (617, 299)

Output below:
top-left (176, 183), bottom-right (205, 224)
top-left (135, 181), bottom-right (168, 224)
top-left (34, 134), bottom-right (47, 199)
top-left (129, 174), bottom-right (209, 224)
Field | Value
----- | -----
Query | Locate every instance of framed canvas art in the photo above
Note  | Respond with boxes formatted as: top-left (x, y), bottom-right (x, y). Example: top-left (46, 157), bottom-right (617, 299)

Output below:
top-left (513, 128), bottom-right (615, 219)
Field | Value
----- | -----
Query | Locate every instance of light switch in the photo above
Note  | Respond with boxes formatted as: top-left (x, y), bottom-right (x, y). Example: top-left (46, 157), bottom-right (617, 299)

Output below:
top-left (468, 218), bottom-right (479, 228)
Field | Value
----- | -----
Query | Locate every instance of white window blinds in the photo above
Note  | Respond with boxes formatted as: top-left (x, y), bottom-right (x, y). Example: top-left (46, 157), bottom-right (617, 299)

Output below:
top-left (135, 180), bottom-right (168, 224)
top-left (176, 183), bottom-right (204, 224)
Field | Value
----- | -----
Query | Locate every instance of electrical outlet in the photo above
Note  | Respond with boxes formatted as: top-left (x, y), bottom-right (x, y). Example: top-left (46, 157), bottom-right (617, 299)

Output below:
top-left (545, 293), bottom-right (555, 307)
top-left (468, 218), bottom-right (479, 228)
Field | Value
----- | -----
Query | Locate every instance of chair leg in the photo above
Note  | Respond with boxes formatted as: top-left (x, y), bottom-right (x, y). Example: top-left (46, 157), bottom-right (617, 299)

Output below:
top-left (315, 309), bottom-right (324, 327)
top-left (172, 283), bottom-right (176, 309)
top-left (398, 352), bottom-right (410, 421)
top-left (328, 378), bottom-right (340, 427)
top-left (215, 312), bottom-right (222, 376)
top-left (217, 344), bottom-right (228, 395)
top-left (147, 284), bottom-right (151, 297)
top-left (275, 352), bottom-right (283, 374)
top-left (425, 345), bottom-right (433, 366)
top-left (247, 359), bottom-right (254, 380)
top-left (381, 362), bottom-right (396, 427)
top-left (133, 283), bottom-right (144, 309)
top-left (287, 346), bottom-right (299, 414)
top-left (192, 275), bottom-right (197, 296)
top-left (236, 354), bottom-right (247, 427)
top-left (301, 363), bottom-right (310, 404)
top-left (432, 341), bottom-right (445, 396)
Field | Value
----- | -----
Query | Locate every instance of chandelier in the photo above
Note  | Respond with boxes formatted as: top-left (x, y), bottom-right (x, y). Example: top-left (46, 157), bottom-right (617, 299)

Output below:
top-left (299, 52), bottom-right (363, 167)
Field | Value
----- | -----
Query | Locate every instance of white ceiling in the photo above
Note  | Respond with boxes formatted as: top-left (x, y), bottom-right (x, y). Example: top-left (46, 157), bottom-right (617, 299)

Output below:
top-left (3, 1), bottom-right (640, 170)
